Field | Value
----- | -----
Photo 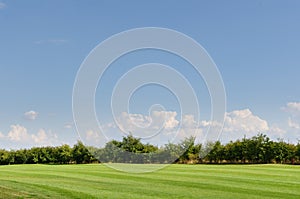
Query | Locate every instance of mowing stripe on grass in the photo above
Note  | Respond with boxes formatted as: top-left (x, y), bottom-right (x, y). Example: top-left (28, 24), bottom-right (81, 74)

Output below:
top-left (0, 164), bottom-right (299, 198)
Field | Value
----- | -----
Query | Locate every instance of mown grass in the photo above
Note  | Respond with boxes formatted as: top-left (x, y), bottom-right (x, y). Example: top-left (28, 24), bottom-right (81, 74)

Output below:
top-left (0, 164), bottom-right (299, 198)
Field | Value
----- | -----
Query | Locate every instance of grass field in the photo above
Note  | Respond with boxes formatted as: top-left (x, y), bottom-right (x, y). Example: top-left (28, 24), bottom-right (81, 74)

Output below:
top-left (0, 164), bottom-right (299, 198)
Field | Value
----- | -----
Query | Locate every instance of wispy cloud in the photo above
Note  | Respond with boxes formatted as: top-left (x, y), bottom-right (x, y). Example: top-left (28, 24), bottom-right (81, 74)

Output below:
top-left (64, 123), bottom-right (73, 129)
top-left (24, 110), bottom-right (39, 120)
top-left (34, 39), bottom-right (68, 45)
top-left (0, 2), bottom-right (6, 9)
top-left (288, 117), bottom-right (300, 129)
top-left (0, 131), bottom-right (5, 138)
top-left (282, 102), bottom-right (300, 115)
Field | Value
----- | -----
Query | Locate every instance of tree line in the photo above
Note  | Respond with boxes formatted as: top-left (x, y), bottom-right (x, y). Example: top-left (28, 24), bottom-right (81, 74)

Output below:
top-left (1, 134), bottom-right (300, 165)
top-left (92, 134), bottom-right (300, 164)
top-left (0, 142), bottom-right (97, 165)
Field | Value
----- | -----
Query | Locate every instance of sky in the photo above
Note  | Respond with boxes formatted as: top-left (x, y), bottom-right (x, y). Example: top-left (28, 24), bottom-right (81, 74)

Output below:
top-left (0, 0), bottom-right (300, 149)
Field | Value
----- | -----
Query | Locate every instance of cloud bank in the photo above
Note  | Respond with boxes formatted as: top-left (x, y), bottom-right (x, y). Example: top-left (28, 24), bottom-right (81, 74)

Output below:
top-left (1, 102), bottom-right (299, 149)
top-left (1, 124), bottom-right (59, 148)
top-left (94, 106), bottom-right (299, 146)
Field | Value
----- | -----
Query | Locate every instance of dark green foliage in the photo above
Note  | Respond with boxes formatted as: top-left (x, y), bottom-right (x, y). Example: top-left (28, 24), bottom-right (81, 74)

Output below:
top-left (0, 149), bottom-right (10, 165)
top-left (93, 133), bottom-right (300, 164)
top-left (95, 135), bottom-right (159, 163)
top-left (200, 134), bottom-right (298, 164)
top-left (0, 141), bottom-right (96, 165)
top-left (72, 141), bottom-right (96, 164)
top-left (0, 134), bottom-right (299, 165)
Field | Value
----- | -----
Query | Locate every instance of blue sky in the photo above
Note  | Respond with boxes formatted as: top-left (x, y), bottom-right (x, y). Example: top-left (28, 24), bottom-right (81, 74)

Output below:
top-left (0, 0), bottom-right (300, 148)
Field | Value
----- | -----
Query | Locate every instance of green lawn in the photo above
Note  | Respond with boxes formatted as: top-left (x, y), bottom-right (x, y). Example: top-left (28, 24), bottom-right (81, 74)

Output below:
top-left (0, 164), bottom-right (299, 198)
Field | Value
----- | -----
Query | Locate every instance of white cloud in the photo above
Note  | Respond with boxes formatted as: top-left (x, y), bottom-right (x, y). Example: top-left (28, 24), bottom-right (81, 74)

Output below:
top-left (182, 114), bottom-right (198, 128)
top-left (64, 123), bottom-right (73, 129)
top-left (151, 111), bottom-right (179, 130)
top-left (31, 129), bottom-right (60, 147)
top-left (282, 102), bottom-right (300, 115)
top-left (103, 111), bottom-right (205, 145)
top-left (104, 109), bottom-right (270, 145)
top-left (120, 112), bottom-right (152, 129)
top-left (8, 124), bottom-right (30, 141)
top-left (224, 109), bottom-right (269, 133)
top-left (269, 126), bottom-right (286, 139)
top-left (24, 110), bottom-right (39, 120)
top-left (177, 115), bottom-right (204, 143)
top-left (0, 131), bottom-right (4, 138)
top-left (199, 120), bottom-right (222, 128)
top-left (288, 117), bottom-right (300, 129)
top-left (199, 109), bottom-right (270, 142)
top-left (219, 108), bottom-right (299, 143)
top-left (85, 107), bottom-right (300, 146)
top-left (3, 125), bottom-right (61, 148)
top-left (96, 111), bottom-right (182, 146)
top-left (116, 111), bottom-right (179, 136)
top-left (0, 2), bottom-right (6, 9)
top-left (85, 130), bottom-right (100, 141)
top-left (282, 102), bottom-right (300, 142)
top-left (213, 109), bottom-right (269, 142)
top-left (31, 129), bottom-right (48, 144)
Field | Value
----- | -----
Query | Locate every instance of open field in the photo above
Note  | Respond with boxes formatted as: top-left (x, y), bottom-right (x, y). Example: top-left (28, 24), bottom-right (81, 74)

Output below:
top-left (0, 164), bottom-right (299, 198)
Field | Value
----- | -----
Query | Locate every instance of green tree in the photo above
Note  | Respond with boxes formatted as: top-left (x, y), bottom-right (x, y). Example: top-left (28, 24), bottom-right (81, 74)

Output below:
top-left (0, 149), bottom-right (10, 165)
top-left (72, 141), bottom-right (94, 164)
top-left (295, 143), bottom-right (300, 162)
top-left (178, 137), bottom-right (196, 163)
top-left (56, 145), bottom-right (72, 164)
